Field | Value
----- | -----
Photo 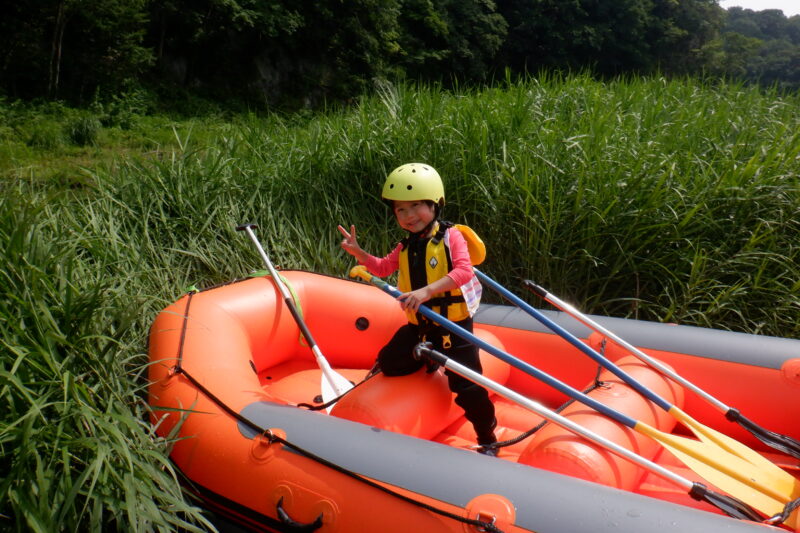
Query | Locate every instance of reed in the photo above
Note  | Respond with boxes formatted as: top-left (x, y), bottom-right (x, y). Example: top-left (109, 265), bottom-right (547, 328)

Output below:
top-left (1, 74), bottom-right (798, 530)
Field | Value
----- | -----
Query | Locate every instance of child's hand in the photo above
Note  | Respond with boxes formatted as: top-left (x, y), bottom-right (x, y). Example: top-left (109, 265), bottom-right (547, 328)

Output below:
top-left (338, 224), bottom-right (365, 260)
top-left (398, 287), bottom-right (432, 312)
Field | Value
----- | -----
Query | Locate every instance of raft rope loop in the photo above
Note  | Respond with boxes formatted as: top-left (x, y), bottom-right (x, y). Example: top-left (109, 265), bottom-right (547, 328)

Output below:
top-left (766, 497), bottom-right (800, 526)
top-left (296, 367), bottom-right (381, 411)
top-left (481, 339), bottom-right (609, 454)
top-left (169, 288), bottom-right (504, 533)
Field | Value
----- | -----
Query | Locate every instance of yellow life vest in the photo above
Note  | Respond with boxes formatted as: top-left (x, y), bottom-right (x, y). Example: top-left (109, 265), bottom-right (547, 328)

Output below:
top-left (397, 222), bottom-right (484, 325)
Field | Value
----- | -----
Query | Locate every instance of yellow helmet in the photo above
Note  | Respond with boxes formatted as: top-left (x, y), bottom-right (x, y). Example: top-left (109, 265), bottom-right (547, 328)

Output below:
top-left (381, 163), bottom-right (445, 206)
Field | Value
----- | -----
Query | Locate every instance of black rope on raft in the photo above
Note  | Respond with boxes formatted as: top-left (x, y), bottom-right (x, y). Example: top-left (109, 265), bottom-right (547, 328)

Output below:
top-left (765, 497), bottom-right (800, 526)
top-left (167, 292), bottom-right (504, 533)
top-left (480, 362), bottom-right (607, 454)
top-left (296, 362), bottom-right (383, 411)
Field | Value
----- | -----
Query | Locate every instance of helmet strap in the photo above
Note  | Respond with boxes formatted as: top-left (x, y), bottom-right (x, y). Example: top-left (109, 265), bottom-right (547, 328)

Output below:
top-left (417, 218), bottom-right (439, 239)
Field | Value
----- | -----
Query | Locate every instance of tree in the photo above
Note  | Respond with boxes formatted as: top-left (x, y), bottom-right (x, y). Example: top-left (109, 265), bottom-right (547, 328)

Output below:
top-left (497, 0), bottom-right (664, 75)
top-left (393, 0), bottom-right (506, 83)
top-left (698, 32), bottom-right (762, 78)
top-left (0, 3), bottom-right (51, 97)
top-left (726, 7), bottom-right (765, 39)
top-left (751, 39), bottom-right (800, 89)
top-left (0, 0), bottom-right (152, 101)
top-left (149, 0), bottom-right (302, 94)
top-left (394, 0), bottom-right (450, 80)
top-left (282, 0), bottom-right (402, 101)
top-left (436, 0), bottom-right (508, 80)
top-left (149, 0), bottom-right (402, 104)
top-left (649, 0), bottom-right (722, 74)
top-left (714, 6), bottom-right (800, 89)
top-left (496, 0), bottom-right (591, 73)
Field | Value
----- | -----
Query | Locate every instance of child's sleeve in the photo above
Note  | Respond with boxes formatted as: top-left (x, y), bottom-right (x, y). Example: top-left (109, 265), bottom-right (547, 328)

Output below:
top-left (446, 228), bottom-right (475, 287)
top-left (360, 242), bottom-right (403, 278)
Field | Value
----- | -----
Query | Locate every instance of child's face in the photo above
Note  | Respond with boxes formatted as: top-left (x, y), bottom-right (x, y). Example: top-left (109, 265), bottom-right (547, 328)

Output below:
top-left (393, 200), bottom-right (436, 233)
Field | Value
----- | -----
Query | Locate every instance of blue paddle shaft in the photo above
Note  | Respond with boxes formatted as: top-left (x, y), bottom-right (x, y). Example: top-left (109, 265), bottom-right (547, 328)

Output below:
top-left (474, 268), bottom-right (673, 413)
top-left (365, 275), bottom-right (638, 428)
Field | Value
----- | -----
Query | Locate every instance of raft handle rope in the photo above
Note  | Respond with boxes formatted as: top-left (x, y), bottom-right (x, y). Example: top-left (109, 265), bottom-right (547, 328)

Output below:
top-left (297, 368), bottom-right (381, 411)
top-left (169, 291), bottom-right (504, 533)
top-left (480, 361), bottom-right (606, 454)
top-left (766, 497), bottom-right (800, 526)
top-left (276, 497), bottom-right (324, 532)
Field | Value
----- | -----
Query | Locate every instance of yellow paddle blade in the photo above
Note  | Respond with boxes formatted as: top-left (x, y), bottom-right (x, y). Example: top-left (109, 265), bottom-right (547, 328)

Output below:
top-left (636, 422), bottom-right (800, 528)
top-left (662, 437), bottom-right (798, 528)
top-left (670, 407), bottom-right (792, 479)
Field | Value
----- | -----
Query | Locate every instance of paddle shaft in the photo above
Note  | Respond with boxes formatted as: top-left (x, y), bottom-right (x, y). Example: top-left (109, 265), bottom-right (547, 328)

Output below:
top-left (483, 271), bottom-right (797, 463)
top-left (417, 343), bottom-right (764, 521)
top-left (474, 269), bottom-right (679, 413)
top-left (523, 279), bottom-right (729, 412)
top-left (522, 278), bottom-right (800, 462)
top-left (477, 269), bottom-right (800, 505)
top-left (237, 224), bottom-right (339, 380)
top-left (350, 267), bottom-right (638, 428)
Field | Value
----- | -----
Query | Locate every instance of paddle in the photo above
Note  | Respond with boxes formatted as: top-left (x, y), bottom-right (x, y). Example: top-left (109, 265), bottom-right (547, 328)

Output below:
top-left (348, 266), bottom-right (800, 526)
top-left (473, 268), bottom-right (794, 481)
top-left (412, 343), bottom-right (764, 522)
top-left (237, 223), bottom-right (353, 408)
top-left (521, 278), bottom-right (800, 462)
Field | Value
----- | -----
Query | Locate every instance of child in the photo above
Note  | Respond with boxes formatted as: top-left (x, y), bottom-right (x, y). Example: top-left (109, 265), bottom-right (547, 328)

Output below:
top-left (337, 163), bottom-right (498, 455)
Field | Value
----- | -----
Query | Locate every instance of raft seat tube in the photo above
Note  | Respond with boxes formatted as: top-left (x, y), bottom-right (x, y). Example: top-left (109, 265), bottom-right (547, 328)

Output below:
top-left (331, 328), bottom-right (510, 440)
top-left (518, 355), bottom-right (685, 491)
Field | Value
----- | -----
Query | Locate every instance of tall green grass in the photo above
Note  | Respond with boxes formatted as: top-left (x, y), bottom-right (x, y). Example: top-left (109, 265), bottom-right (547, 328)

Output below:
top-left (1, 75), bottom-right (799, 530)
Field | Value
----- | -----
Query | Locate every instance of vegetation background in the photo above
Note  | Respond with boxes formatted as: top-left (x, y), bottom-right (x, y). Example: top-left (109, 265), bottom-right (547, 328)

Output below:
top-left (1, 0), bottom-right (799, 531)
top-left (1, 1), bottom-right (800, 105)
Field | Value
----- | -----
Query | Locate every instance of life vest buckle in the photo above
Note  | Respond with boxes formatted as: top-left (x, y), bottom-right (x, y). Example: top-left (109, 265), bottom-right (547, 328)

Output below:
top-left (442, 334), bottom-right (452, 349)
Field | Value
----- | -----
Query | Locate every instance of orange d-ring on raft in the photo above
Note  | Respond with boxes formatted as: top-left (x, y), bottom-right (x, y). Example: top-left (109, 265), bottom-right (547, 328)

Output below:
top-left (148, 271), bottom-right (800, 533)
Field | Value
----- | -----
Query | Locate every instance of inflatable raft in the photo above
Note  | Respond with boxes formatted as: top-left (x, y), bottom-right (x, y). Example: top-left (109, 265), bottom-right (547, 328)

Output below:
top-left (147, 270), bottom-right (800, 532)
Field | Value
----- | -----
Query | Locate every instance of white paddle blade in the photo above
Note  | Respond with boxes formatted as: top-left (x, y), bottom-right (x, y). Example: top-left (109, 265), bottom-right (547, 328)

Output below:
top-left (320, 370), bottom-right (354, 413)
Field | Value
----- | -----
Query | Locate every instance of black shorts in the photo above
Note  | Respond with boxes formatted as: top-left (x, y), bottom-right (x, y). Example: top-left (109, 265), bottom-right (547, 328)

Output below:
top-left (377, 318), bottom-right (482, 377)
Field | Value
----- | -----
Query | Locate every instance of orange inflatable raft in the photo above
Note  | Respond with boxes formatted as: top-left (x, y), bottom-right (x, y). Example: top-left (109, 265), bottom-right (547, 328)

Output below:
top-left (148, 270), bottom-right (800, 532)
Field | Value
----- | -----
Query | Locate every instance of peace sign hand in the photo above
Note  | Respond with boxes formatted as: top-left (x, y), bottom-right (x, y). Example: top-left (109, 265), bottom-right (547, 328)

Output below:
top-left (337, 224), bottom-right (366, 261)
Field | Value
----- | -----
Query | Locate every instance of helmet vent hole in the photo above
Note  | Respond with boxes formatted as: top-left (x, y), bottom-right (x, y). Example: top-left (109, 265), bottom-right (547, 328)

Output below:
top-left (389, 184), bottom-right (394, 189)
top-left (407, 185), bottom-right (413, 190)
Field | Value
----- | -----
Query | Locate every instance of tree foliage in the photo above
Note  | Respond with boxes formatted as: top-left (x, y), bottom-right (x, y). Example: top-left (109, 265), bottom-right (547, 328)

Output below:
top-left (1, 0), bottom-right (798, 106)
top-left (702, 7), bottom-right (800, 90)
top-left (0, 0), bottom-right (152, 100)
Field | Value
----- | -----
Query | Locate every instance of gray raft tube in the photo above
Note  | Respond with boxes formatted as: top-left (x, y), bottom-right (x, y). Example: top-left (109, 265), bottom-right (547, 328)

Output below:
top-left (474, 303), bottom-right (800, 370)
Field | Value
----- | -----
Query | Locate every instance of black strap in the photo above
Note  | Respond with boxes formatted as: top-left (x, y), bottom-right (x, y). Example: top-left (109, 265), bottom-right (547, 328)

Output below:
top-left (481, 362), bottom-right (608, 453)
top-left (427, 293), bottom-right (466, 308)
top-left (431, 219), bottom-right (450, 244)
top-left (297, 368), bottom-right (380, 411)
top-left (276, 497), bottom-right (323, 532)
top-left (767, 496), bottom-right (800, 526)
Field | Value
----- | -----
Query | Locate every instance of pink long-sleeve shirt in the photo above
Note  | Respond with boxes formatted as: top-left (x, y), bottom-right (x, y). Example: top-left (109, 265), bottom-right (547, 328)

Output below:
top-left (360, 226), bottom-right (474, 287)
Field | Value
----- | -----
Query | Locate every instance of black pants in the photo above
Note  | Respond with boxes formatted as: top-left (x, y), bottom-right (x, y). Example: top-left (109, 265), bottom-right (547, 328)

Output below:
top-left (377, 318), bottom-right (497, 443)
